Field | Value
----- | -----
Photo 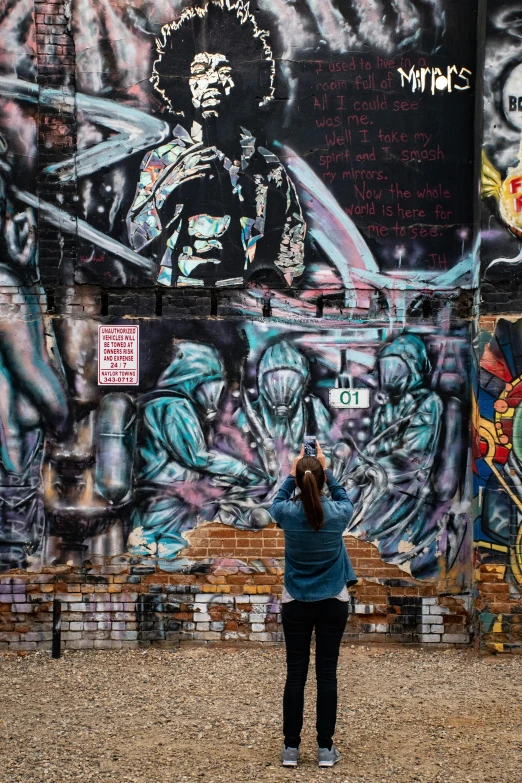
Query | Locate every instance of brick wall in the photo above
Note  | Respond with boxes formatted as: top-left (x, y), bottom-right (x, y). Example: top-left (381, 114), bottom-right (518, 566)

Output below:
top-left (0, 533), bottom-right (471, 652)
top-left (474, 562), bottom-right (522, 653)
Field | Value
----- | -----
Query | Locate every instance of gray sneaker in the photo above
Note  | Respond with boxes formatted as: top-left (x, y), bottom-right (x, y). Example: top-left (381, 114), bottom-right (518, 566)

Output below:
top-left (318, 746), bottom-right (341, 767)
top-left (281, 746), bottom-right (299, 767)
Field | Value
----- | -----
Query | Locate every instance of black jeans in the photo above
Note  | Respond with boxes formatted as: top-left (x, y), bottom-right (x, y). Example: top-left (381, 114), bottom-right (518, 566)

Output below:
top-left (281, 598), bottom-right (348, 750)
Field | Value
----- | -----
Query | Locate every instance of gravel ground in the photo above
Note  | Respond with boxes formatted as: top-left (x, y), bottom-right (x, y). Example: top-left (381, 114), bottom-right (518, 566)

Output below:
top-left (1, 645), bottom-right (521, 783)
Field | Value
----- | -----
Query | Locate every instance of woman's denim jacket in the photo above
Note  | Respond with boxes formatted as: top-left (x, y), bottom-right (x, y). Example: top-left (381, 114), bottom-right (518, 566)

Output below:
top-left (269, 470), bottom-right (357, 602)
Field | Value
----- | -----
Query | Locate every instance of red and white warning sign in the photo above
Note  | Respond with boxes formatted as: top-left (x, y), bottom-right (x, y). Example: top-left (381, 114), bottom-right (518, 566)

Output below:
top-left (98, 325), bottom-right (139, 385)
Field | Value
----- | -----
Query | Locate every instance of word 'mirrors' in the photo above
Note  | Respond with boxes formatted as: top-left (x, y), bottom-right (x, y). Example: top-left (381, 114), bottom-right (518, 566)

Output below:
top-left (398, 64), bottom-right (472, 94)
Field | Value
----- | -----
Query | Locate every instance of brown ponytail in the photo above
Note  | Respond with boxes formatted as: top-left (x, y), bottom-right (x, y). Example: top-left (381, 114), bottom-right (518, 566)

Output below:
top-left (295, 456), bottom-right (325, 531)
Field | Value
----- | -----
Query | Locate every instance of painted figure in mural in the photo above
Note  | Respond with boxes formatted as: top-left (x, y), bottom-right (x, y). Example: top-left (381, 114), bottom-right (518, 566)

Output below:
top-left (0, 135), bottom-right (69, 569)
top-left (346, 334), bottom-right (443, 578)
top-left (126, 0), bottom-right (306, 288)
top-left (478, 320), bottom-right (522, 569)
top-left (128, 341), bottom-right (265, 558)
top-left (237, 341), bottom-right (331, 471)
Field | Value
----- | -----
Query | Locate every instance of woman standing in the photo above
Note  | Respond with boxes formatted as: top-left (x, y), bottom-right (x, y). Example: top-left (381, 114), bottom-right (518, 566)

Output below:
top-left (269, 442), bottom-right (356, 768)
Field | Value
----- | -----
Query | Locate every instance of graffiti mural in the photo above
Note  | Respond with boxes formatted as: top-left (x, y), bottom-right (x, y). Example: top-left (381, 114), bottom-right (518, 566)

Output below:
top-left (0, 0), bottom-right (477, 290)
top-left (30, 308), bottom-right (469, 582)
top-left (474, 1), bottom-right (522, 587)
top-left (343, 333), bottom-right (468, 578)
top-left (0, 249), bottom-right (69, 570)
top-left (474, 318), bottom-right (522, 584)
top-left (479, 0), bottom-right (522, 304)
top-left (125, 3), bottom-right (307, 288)
top-left (0, 0), bottom-right (476, 586)
top-left (0, 1), bottom-right (71, 569)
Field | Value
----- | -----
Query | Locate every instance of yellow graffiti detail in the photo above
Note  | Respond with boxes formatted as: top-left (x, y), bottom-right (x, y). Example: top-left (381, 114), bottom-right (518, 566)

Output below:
top-left (481, 149), bottom-right (502, 201)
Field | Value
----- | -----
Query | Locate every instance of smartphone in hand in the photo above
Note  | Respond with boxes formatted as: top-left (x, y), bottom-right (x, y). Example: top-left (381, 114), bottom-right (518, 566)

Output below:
top-left (303, 435), bottom-right (317, 457)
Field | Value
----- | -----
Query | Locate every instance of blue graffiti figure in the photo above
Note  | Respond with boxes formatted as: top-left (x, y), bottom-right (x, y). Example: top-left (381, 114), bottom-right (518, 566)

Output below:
top-left (128, 341), bottom-right (264, 559)
top-left (238, 341), bottom-right (331, 466)
top-left (347, 334), bottom-right (443, 578)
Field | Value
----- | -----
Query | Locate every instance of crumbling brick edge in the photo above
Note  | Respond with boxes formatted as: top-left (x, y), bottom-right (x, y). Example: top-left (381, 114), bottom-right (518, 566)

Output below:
top-left (0, 560), bottom-right (473, 652)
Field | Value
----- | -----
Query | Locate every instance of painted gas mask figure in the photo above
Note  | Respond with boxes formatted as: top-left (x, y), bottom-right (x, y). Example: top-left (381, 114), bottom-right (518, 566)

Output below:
top-left (377, 355), bottom-right (411, 404)
top-left (0, 135), bottom-right (69, 569)
top-left (127, 0), bottom-right (306, 288)
top-left (237, 341), bottom-right (331, 468)
top-left (345, 334), bottom-right (443, 578)
top-left (128, 341), bottom-right (264, 559)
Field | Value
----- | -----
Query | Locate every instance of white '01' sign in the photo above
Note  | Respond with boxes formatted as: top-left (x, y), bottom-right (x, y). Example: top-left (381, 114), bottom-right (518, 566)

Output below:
top-left (98, 325), bottom-right (139, 385)
top-left (329, 388), bottom-right (370, 409)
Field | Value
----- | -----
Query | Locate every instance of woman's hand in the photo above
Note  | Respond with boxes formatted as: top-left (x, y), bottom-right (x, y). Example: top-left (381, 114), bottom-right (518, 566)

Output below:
top-left (290, 445), bottom-right (304, 476)
top-left (316, 442), bottom-right (327, 470)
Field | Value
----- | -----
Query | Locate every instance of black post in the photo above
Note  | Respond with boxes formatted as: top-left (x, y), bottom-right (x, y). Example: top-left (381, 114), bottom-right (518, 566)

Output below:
top-left (52, 599), bottom-right (61, 659)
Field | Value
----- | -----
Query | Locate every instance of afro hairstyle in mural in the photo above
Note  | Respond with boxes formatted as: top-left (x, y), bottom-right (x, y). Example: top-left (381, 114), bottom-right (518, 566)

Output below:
top-left (151, 0), bottom-right (275, 118)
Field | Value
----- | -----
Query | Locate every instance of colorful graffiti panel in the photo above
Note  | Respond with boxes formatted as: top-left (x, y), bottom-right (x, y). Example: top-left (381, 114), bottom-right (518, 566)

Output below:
top-left (474, 318), bottom-right (522, 584)
top-left (0, 303), bottom-right (471, 585)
